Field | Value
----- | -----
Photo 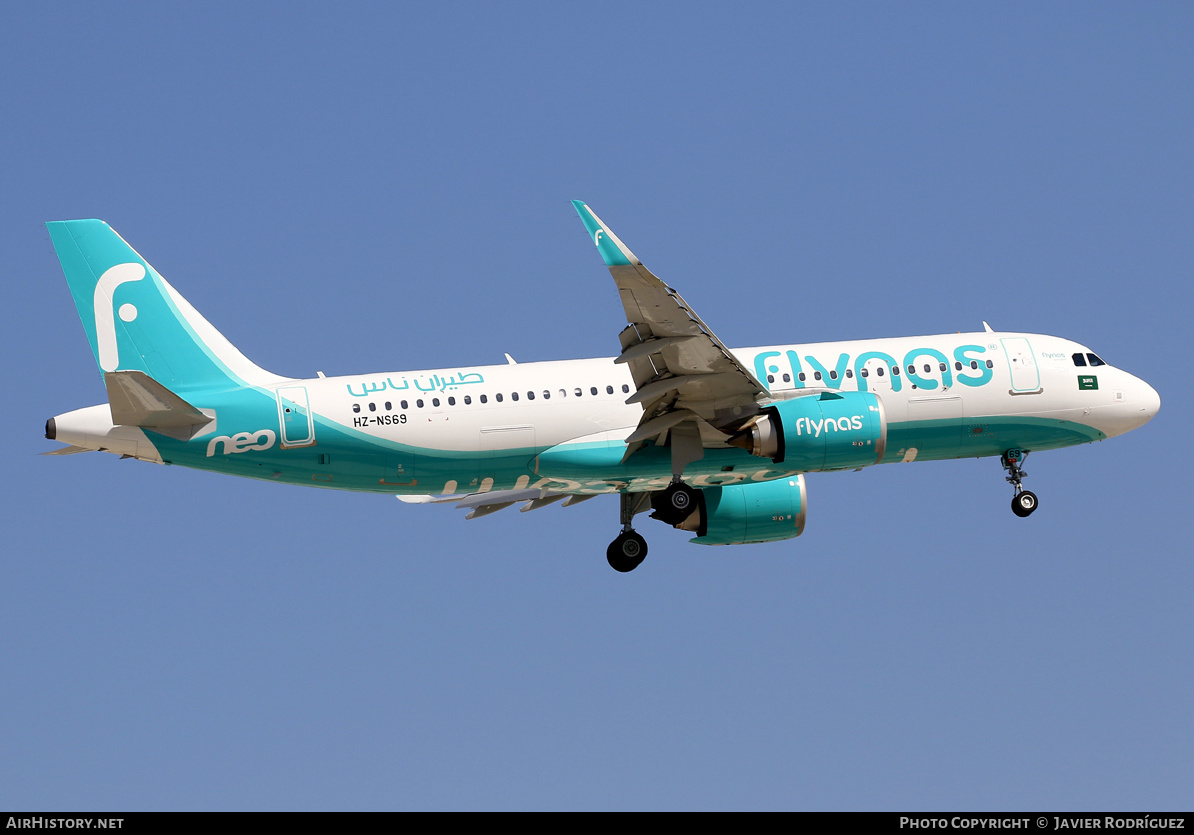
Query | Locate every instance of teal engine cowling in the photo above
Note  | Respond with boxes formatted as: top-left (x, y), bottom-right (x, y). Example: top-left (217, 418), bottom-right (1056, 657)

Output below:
top-left (731, 392), bottom-right (887, 472)
top-left (671, 476), bottom-right (808, 545)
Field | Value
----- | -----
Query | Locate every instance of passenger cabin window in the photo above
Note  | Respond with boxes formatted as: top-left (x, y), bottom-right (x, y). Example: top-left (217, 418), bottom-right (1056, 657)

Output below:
top-left (955, 361), bottom-right (963, 371)
top-left (798, 373), bottom-right (806, 382)
top-left (480, 395), bottom-right (487, 404)
top-left (622, 384), bottom-right (630, 393)
top-left (985, 360), bottom-right (993, 368)
top-left (447, 397), bottom-right (455, 406)
top-left (512, 392), bottom-right (519, 401)
top-left (464, 396), bottom-right (471, 405)
top-left (606, 385), bottom-right (614, 394)
top-left (432, 398), bottom-right (440, 407)
top-left (495, 394), bottom-right (502, 402)
top-left (845, 369), bottom-right (853, 379)
top-left (892, 366), bottom-right (900, 375)
top-left (767, 374), bottom-right (775, 383)
top-left (783, 373), bottom-right (791, 382)
top-left (575, 388), bottom-right (583, 397)
top-left (417, 399), bottom-right (424, 408)
top-left (401, 400), bottom-right (409, 409)
top-left (527, 391), bottom-right (535, 400)
top-left (369, 402), bottom-right (376, 412)
top-left (814, 371), bottom-right (822, 381)
top-left (352, 403), bottom-right (361, 413)
top-left (385, 401), bottom-right (392, 410)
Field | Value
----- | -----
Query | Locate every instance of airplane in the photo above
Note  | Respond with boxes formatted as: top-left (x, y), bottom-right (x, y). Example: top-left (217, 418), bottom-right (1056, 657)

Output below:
top-left (43, 202), bottom-right (1160, 572)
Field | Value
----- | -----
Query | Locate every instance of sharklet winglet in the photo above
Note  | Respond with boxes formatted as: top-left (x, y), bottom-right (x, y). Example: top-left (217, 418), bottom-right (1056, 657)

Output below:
top-left (571, 200), bottom-right (640, 267)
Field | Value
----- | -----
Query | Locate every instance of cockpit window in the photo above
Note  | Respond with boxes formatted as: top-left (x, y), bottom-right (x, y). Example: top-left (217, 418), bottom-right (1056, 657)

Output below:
top-left (1072, 353), bottom-right (1087, 367)
top-left (1086, 353), bottom-right (1106, 367)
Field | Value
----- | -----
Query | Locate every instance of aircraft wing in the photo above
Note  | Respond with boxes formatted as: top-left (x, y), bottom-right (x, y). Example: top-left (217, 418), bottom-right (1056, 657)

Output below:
top-left (397, 488), bottom-right (595, 518)
top-left (571, 201), bottom-right (768, 464)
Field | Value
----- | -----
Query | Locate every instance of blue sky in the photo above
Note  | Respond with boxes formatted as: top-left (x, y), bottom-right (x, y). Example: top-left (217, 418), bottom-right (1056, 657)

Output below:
top-left (2, 2), bottom-right (1191, 810)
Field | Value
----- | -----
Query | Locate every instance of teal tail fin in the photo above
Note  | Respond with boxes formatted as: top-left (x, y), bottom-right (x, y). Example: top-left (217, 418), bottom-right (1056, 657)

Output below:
top-left (47, 220), bottom-right (286, 392)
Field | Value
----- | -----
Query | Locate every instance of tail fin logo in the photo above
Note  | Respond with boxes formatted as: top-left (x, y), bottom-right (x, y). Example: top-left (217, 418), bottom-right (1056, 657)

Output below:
top-left (94, 263), bottom-right (146, 372)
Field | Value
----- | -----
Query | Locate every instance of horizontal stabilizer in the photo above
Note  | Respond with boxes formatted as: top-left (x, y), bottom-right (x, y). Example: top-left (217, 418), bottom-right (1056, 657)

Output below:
top-left (40, 444), bottom-right (93, 456)
top-left (396, 494), bottom-right (458, 504)
top-left (105, 370), bottom-right (210, 429)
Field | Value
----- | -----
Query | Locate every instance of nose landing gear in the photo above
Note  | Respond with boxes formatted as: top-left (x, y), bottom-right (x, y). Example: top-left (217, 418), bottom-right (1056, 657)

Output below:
top-left (1002, 448), bottom-right (1038, 517)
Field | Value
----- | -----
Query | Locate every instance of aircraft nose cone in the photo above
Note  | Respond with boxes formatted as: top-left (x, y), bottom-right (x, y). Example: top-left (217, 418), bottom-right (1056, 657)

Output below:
top-left (1140, 380), bottom-right (1161, 423)
top-left (1120, 376), bottom-right (1161, 434)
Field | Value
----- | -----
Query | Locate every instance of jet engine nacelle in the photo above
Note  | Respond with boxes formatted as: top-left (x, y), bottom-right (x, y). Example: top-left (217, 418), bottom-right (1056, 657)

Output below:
top-left (734, 392), bottom-right (887, 472)
top-left (674, 476), bottom-right (808, 545)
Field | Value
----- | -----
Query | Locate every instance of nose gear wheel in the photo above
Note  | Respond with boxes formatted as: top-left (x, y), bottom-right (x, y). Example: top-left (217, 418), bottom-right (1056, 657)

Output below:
top-left (1002, 449), bottom-right (1038, 517)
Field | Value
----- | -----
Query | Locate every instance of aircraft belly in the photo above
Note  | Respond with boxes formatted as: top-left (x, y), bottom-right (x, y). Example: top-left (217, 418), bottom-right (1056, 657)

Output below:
top-left (884, 415), bottom-right (1105, 462)
top-left (535, 440), bottom-right (798, 488)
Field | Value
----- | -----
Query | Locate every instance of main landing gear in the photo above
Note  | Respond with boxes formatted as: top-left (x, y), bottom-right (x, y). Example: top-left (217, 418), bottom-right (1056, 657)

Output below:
top-left (1002, 448), bottom-right (1038, 518)
top-left (607, 530), bottom-right (647, 573)
top-left (607, 492), bottom-right (652, 573)
top-left (653, 480), bottom-right (698, 527)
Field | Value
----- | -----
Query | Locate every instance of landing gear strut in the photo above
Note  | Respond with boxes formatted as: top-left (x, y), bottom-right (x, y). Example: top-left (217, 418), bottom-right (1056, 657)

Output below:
top-left (1002, 448), bottom-right (1038, 518)
top-left (607, 492), bottom-right (650, 572)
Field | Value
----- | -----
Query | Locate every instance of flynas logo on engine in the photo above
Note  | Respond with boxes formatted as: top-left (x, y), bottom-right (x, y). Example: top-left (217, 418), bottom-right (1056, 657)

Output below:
top-left (792, 416), bottom-right (864, 437)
